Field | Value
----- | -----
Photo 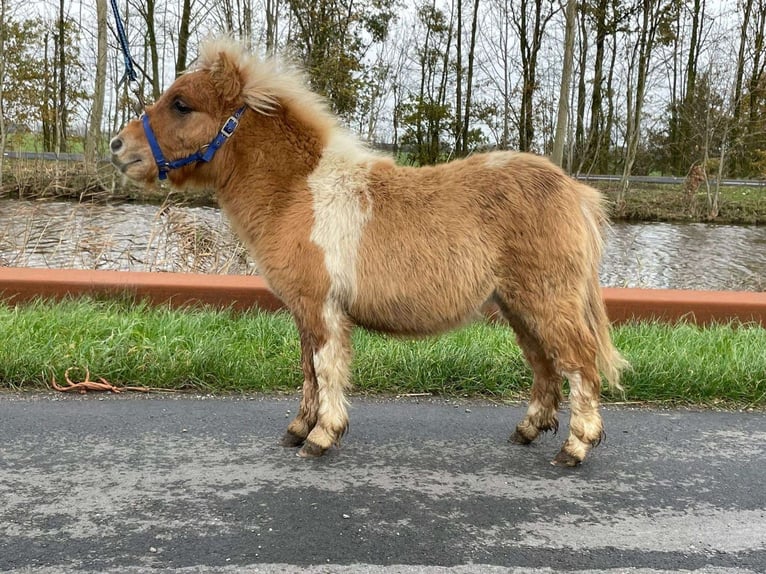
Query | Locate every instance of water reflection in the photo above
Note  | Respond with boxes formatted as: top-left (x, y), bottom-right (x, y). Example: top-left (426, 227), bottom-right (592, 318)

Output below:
top-left (1, 199), bottom-right (764, 291)
top-left (602, 222), bottom-right (766, 291)
top-left (0, 200), bottom-right (253, 274)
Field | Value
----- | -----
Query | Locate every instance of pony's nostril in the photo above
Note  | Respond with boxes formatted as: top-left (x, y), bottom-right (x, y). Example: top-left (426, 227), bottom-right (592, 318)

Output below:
top-left (110, 137), bottom-right (123, 154)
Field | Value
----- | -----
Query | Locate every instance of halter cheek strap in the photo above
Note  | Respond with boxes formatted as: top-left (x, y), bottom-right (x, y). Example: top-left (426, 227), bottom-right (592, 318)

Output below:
top-left (142, 105), bottom-right (248, 180)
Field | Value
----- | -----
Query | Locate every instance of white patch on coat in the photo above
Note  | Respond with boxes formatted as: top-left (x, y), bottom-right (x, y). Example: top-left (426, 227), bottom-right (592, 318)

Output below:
top-left (305, 133), bottom-right (378, 447)
top-left (308, 132), bottom-right (375, 306)
top-left (484, 151), bottom-right (517, 169)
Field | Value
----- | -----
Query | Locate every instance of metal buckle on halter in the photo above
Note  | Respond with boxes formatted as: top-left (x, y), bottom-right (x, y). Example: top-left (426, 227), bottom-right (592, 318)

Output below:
top-left (220, 115), bottom-right (240, 138)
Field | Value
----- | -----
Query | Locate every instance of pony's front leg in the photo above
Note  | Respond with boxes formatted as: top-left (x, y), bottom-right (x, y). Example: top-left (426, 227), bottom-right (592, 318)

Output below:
top-left (299, 307), bottom-right (353, 458)
top-left (281, 331), bottom-right (319, 447)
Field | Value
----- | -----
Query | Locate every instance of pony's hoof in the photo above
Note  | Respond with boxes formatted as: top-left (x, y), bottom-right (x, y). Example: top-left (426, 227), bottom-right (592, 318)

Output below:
top-left (280, 431), bottom-right (305, 448)
top-left (551, 449), bottom-right (582, 467)
top-left (297, 441), bottom-right (326, 458)
top-left (509, 430), bottom-right (533, 445)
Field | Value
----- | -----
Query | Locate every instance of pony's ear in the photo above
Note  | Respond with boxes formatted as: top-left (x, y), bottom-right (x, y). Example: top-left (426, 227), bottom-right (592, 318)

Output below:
top-left (209, 51), bottom-right (243, 103)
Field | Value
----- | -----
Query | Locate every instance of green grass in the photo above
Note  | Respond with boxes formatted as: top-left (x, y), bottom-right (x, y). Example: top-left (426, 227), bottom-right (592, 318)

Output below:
top-left (599, 183), bottom-right (766, 224)
top-left (0, 297), bottom-right (764, 408)
top-left (4, 132), bottom-right (87, 154)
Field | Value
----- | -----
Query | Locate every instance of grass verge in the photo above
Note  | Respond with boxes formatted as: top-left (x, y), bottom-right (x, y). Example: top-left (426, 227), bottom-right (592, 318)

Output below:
top-left (0, 297), bottom-right (764, 409)
top-left (599, 183), bottom-right (766, 224)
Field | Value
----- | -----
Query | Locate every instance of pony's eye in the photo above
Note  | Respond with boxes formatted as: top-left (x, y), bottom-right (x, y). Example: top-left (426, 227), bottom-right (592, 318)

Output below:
top-left (173, 99), bottom-right (193, 115)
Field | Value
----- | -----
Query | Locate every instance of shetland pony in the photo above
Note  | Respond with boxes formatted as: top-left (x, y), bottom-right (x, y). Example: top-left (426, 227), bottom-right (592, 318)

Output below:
top-left (110, 38), bottom-right (628, 466)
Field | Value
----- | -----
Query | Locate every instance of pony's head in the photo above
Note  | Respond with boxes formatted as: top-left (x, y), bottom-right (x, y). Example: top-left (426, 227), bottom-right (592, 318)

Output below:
top-left (110, 38), bottom-right (334, 186)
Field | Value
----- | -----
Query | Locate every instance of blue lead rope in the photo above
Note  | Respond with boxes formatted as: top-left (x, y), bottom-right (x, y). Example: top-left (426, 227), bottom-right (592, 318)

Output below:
top-left (109, 0), bottom-right (137, 84)
top-left (142, 105), bottom-right (248, 180)
top-left (109, 0), bottom-right (144, 113)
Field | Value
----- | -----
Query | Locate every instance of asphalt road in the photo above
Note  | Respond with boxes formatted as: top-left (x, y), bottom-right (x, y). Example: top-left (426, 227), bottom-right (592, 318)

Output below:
top-left (0, 393), bottom-right (764, 573)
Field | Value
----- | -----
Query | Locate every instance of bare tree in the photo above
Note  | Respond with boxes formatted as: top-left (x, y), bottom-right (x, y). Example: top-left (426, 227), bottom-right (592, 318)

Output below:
top-left (746, 1), bottom-right (766, 133)
top-left (455, 0), bottom-right (463, 152)
top-left (671, 0), bottom-right (706, 173)
top-left (476, 0), bottom-right (513, 148)
top-left (510, 0), bottom-right (558, 152)
top-left (401, 0), bottom-right (455, 164)
top-left (583, 0), bottom-right (610, 171)
top-left (453, 0), bottom-right (481, 155)
top-left (0, 0), bottom-right (7, 185)
top-left (175, 0), bottom-right (192, 74)
top-left (573, 4), bottom-right (588, 166)
top-left (85, 0), bottom-right (107, 166)
top-left (458, 0), bottom-right (480, 155)
top-left (266, 0), bottom-right (279, 53)
top-left (618, 0), bottom-right (671, 207)
top-left (55, 0), bottom-right (67, 153)
top-left (131, 0), bottom-right (161, 100)
top-left (551, 0), bottom-right (575, 166)
top-left (733, 0), bottom-right (754, 127)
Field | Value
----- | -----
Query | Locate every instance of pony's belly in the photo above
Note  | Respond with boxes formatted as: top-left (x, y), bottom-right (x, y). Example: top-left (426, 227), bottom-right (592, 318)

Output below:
top-left (349, 287), bottom-right (490, 336)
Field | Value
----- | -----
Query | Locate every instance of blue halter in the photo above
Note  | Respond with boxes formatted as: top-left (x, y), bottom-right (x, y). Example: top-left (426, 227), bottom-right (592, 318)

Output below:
top-left (142, 105), bottom-right (247, 180)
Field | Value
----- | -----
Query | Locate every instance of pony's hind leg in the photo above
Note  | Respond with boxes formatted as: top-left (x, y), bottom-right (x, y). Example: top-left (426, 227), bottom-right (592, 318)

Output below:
top-left (537, 309), bottom-right (604, 466)
top-left (509, 331), bottom-right (563, 445)
top-left (495, 297), bottom-right (563, 445)
top-left (553, 364), bottom-right (604, 467)
top-left (281, 331), bottom-right (320, 447)
top-left (497, 291), bottom-right (605, 466)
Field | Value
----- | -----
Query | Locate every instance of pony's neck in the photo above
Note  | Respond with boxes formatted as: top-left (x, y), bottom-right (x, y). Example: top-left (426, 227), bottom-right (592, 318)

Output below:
top-left (220, 106), bottom-right (326, 191)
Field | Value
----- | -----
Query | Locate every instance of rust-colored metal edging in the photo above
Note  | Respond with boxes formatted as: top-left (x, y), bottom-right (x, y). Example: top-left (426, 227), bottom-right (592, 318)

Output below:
top-left (0, 267), bottom-right (283, 312)
top-left (601, 287), bottom-right (766, 326)
top-left (1, 267), bottom-right (765, 327)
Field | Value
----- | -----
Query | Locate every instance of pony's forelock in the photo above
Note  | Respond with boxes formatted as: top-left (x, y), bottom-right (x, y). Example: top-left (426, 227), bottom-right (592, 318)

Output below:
top-left (193, 37), bottom-right (335, 123)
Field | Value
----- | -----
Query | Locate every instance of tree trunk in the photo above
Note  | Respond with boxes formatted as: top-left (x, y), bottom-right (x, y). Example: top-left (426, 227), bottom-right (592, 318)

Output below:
top-left (602, 28), bottom-right (617, 173)
top-left (85, 0), bottom-right (107, 167)
top-left (730, 0), bottom-right (753, 174)
top-left (266, 0), bottom-right (279, 53)
top-left (176, 0), bottom-right (192, 75)
top-left (677, 0), bottom-right (704, 173)
top-left (518, 0), bottom-right (531, 150)
top-left (583, 0), bottom-right (608, 171)
top-left (0, 0), bottom-right (6, 186)
top-left (56, 0), bottom-right (67, 154)
top-left (501, 0), bottom-right (510, 148)
top-left (434, 6), bottom-right (453, 162)
top-left (733, 0), bottom-right (753, 125)
top-left (573, 6), bottom-right (588, 170)
top-left (572, 5), bottom-right (588, 173)
top-left (460, 0), bottom-right (480, 155)
top-left (145, 0), bottom-right (160, 100)
top-left (455, 0), bottom-right (463, 154)
top-left (515, 0), bottom-right (556, 152)
top-left (747, 3), bottom-right (766, 131)
top-left (552, 0), bottom-right (575, 166)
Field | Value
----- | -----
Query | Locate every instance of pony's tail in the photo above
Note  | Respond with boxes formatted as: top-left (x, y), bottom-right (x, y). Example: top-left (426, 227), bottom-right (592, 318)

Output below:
top-left (579, 184), bottom-right (630, 391)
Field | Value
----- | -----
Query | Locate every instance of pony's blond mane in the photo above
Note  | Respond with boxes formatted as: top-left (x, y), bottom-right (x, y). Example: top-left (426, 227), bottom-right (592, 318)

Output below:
top-left (194, 37), bottom-right (338, 133)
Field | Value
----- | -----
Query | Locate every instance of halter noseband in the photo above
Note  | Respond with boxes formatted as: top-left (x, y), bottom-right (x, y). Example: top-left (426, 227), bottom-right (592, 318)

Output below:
top-left (142, 105), bottom-right (247, 180)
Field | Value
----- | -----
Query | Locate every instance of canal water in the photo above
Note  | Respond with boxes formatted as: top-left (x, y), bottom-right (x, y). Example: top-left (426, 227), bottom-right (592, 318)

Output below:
top-left (1, 199), bottom-right (764, 291)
